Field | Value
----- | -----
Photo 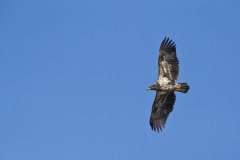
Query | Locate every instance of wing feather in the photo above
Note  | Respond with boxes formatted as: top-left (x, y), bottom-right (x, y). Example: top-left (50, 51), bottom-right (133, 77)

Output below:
top-left (150, 91), bottom-right (176, 132)
top-left (158, 37), bottom-right (179, 83)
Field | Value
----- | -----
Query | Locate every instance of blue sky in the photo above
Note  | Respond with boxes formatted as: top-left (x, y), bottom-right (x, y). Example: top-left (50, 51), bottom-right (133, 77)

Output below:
top-left (1, 0), bottom-right (240, 159)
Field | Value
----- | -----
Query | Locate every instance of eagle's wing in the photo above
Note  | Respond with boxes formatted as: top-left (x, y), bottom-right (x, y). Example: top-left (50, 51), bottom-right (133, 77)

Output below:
top-left (158, 37), bottom-right (179, 84)
top-left (150, 91), bottom-right (176, 132)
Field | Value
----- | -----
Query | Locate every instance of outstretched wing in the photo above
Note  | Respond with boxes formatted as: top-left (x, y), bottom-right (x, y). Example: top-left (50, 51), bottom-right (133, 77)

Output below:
top-left (158, 37), bottom-right (179, 84)
top-left (150, 91), bottom-right (176, 132)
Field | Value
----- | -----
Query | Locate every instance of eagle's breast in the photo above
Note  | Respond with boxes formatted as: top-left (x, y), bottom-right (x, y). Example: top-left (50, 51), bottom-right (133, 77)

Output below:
top-left (157, 77), bottom-right (171, 85)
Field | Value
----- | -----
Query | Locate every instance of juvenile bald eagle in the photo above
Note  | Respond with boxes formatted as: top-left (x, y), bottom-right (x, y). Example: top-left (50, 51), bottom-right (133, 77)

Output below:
top-left (148, 37), bottom-right (189, 132)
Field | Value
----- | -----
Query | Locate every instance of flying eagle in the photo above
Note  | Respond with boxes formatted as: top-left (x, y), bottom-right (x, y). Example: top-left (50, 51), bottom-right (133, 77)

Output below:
top-left (148, 37), bottom-right (189, 132)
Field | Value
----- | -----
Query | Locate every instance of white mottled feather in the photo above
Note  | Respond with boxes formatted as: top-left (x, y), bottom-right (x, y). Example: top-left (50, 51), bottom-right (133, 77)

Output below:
top-left (162, 61), bottom-right (173, 80)
top-left (157, 76), bottom-right (170, 85)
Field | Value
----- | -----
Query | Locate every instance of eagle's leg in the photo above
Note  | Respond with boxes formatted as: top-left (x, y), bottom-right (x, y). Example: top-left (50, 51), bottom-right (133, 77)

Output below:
top-left (175, 83), bottom-right (190, 93)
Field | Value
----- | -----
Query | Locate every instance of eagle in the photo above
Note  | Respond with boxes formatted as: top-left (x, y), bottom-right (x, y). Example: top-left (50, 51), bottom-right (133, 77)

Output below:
top-left (147, 37), bottom-right (189, 132)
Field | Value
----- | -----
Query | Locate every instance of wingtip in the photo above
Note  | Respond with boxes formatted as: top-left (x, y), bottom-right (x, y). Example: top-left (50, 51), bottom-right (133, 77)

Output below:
top-left (160, 36), bottom-right (176, 52)
top-left (150, 121), bottom-right (163, 133)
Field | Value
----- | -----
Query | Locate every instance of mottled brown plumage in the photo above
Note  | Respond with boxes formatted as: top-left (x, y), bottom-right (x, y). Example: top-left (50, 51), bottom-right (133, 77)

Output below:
top-left (148, 37), bottom-right (189, 132)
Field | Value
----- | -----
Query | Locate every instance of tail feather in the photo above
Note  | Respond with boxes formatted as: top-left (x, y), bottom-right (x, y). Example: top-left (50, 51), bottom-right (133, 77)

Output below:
top-left (176, 83), bottom-right (189, 93)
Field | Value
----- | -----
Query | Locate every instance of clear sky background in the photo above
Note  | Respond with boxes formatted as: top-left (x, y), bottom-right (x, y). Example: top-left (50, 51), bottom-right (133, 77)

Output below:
top-left (1, 0), bottom-right (240, 160)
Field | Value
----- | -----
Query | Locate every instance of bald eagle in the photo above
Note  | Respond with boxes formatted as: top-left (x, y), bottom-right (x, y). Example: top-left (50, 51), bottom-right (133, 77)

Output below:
top-left (148, 37), bottom-right (189, 132)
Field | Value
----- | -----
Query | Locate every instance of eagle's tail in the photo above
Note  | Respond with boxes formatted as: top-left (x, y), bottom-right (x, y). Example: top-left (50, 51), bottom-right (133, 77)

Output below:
top-left (175, 83), bottom-right (190, 93)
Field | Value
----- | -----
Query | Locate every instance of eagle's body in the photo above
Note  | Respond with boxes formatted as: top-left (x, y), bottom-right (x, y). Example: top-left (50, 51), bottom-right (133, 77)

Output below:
top-left (148, 37), bottom-right (189, 132)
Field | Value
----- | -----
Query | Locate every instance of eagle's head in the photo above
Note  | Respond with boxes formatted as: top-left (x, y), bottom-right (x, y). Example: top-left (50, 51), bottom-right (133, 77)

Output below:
top-left (147, 84), bottom-right (158, 91)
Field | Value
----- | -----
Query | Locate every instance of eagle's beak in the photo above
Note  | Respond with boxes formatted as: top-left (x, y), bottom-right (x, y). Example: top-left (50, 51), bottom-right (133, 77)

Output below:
top-left (147, 88), bottom-right (150, 91)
